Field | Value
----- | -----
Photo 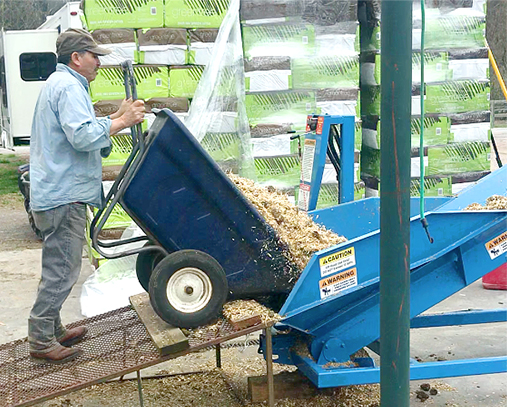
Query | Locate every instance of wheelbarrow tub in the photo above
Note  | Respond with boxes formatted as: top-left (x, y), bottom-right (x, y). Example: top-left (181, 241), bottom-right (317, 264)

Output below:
top-left (120, 109), bottom-right (297, 299)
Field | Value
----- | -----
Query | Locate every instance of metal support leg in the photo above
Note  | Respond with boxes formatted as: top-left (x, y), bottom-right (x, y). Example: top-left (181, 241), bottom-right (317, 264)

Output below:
top-left (216, 344), bottom-right (222, 368)
top-left (136, 370), bottom-right (145, 407)
top-left (265, 327), bottom-right (275, 407)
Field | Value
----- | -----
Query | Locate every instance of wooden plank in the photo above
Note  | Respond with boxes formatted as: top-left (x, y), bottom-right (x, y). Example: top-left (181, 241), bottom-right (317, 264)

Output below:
top-left (226, 314), bottom-right (262, 331)
top-left (130, 293), bottom-right (189, 356)
top-left (247, 371), bottom-right (334, 402)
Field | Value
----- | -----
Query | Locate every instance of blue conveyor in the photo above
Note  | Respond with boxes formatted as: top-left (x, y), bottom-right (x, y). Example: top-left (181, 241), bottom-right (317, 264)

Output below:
top-left (265, 165), bottom-right (507, 387)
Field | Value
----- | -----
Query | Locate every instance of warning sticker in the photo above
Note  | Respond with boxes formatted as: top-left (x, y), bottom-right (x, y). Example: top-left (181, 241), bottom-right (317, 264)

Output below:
top-left (485, 231), bottom-right (507, 260)
top-left (300, 139), bottom-right (316, 183)
top-left (297, 183), bottom-right (311, 211)
top-left (319, 268), bottom-right (358, 299)
top-left (319, 247), bottom-right (356, 277)
top-left (316, 116), bottom-right (324, 135)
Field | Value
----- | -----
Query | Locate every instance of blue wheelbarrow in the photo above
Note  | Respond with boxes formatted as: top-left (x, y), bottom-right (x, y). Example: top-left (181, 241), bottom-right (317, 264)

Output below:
top-left (91, 107), bottom-right (299, 328)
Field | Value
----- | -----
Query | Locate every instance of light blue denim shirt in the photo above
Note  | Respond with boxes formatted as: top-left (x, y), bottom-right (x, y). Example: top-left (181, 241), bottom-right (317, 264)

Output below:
top-left (30, 64), bottom-right (112, 211)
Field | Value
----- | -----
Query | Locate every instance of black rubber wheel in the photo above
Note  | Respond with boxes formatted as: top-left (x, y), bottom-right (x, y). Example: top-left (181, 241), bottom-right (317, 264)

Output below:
top-left (28, 209), bottom-right (43, 241)
top-left (17, 173), bottom-right (26, 199)
top-left (23, 197), bottom-right (30, 213)
top-left (17, 166), bottom-right (30, 199)
top-left (136, 242), bottom-right (165, 292)
top-left (24, 198), bottom-right (42, 240)
top-left (149, 250), bottom-right (228, 328)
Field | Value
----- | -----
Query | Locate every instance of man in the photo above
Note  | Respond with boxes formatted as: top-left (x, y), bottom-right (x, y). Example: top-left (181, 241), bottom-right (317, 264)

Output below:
top-left (28, 28), bottom-right (145, 364)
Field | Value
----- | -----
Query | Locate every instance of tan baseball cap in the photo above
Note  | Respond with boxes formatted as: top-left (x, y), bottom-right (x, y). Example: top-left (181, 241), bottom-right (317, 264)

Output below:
top-left (56, 28), bottom-right (112, 57)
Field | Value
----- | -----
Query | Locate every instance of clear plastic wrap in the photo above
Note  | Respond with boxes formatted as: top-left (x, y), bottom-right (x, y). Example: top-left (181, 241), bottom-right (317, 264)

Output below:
top-left (186, 0), bottom-right (256, 178)
top-left (237, 0), bottom-right (360, 192)
top-left (359, 0), bottom-right (491, 197)
top-left (80, 223), bottom-right (146, 317)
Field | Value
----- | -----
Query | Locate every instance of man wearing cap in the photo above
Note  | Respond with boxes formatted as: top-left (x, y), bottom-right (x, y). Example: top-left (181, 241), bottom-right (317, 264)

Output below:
top-left (28, 28), bottom-right (145, 364)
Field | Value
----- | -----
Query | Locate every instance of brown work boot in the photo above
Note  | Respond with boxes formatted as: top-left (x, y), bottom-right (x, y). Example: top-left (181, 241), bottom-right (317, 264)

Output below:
top-left (30, 344), bottom-right (83, 364)
top-left (57, 326), bottom-right (88, 347)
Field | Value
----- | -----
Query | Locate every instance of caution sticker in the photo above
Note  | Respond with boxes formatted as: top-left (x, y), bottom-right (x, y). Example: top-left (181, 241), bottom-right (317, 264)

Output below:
top-left (319, 247), bottom-right (356, 277)
top-left (319, 268), bottom-right (358, 299)
top-left (485, 231), bottom-right (507, 260)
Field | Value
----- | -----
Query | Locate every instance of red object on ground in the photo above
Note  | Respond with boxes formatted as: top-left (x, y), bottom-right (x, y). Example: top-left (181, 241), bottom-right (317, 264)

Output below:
top-left (482, 262), bottom-right (507, 290)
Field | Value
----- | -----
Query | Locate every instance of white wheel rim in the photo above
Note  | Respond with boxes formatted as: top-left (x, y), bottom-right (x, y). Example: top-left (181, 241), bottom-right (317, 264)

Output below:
top-left (166, 267), bottom-right (213, 313)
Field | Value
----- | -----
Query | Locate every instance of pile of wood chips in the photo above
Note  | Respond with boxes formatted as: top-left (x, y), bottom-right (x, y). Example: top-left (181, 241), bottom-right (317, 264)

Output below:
top-left (228, 174), bottom-right (347, 271)
top-left (222, 299), bottom-right (282, 325)
top-left (464, 194), bottom-right (507, 210)
top-left (184, 300), bottom-right (281, 340)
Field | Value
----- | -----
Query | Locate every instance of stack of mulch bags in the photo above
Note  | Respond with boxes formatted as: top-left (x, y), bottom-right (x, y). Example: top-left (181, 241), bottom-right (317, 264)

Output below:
top-left (82, 0), bottom-right (494, 267)
top-left (359, 0), bottom-right (491, 197)
top-left (80, 0), bottom-right (229, 266)
top-left (83, 0), bottom-right (228, 134)
top-left (240, 0), bottom-right (364, 207)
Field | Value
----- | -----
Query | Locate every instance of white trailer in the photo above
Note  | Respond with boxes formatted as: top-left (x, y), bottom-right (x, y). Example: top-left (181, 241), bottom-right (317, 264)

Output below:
top-left (38, 1), bottom-right (83, 32)
top-left (0, 2), bottom-right (82, 149)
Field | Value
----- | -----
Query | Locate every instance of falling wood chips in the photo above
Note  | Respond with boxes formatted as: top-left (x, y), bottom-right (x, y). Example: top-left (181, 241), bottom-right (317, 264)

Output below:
top-left (464, 194), bottom-right (507, 211)
top-left (228, 174), bottom-right (347, 271)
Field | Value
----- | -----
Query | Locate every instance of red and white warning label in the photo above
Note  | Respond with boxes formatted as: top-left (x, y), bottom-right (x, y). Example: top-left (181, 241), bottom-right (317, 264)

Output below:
top-left (485, 231), bottom-right (507, 260)
top-left (297, 183), bottom-right (311, 211)
top-left (319, 268), bottom-right (357, 299)
top-left (297, 138), bottom-right (316, 211)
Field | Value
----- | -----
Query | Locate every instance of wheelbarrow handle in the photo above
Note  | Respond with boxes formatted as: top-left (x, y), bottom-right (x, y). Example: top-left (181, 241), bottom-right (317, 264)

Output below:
top-left (122, 63), bottom-right (132, 100)
top-left (91, 61), bottom-right (160, 261)
top-left (120, 60), bottom-right (144, 148)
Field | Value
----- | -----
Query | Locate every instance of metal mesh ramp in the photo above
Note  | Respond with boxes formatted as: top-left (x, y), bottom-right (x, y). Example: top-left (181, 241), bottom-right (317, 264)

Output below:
top-left (0, 306), bottom-right (266, 407)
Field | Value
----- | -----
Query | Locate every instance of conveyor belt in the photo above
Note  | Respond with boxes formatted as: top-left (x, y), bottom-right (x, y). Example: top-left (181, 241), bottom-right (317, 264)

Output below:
top-left (0, 306), bottom-right (266, 407)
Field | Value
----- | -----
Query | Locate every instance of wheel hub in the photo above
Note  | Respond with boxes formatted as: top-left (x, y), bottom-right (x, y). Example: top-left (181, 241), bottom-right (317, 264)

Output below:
top-left (166, 267), bottom-right (213, 314)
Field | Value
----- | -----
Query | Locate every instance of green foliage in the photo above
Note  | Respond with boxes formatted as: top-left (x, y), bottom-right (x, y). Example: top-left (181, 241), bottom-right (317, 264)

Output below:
top-left (0, 154), bottom-right (26, 196)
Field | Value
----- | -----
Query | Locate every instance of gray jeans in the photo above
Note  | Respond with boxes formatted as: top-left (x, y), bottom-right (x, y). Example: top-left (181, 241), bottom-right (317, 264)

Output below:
top-left (28, 203), bottom-right (87, 352)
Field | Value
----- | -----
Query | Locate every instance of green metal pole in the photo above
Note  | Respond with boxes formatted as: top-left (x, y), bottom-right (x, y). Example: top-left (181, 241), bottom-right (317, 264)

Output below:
top-left (379, 1), bottom-right (412, 406)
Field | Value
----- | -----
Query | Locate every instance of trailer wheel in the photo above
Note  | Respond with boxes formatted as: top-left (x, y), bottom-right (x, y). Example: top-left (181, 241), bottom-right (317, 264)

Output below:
top-left (149, 250), bottom-right (228, 328)
top-left (136, 242), bottom-right (165, 292)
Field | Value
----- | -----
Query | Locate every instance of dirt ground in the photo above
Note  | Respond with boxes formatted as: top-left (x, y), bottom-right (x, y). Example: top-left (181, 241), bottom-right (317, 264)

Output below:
top-left (37, 351), bottom-right (384, 407)
top-left (0, 194), bottom-right (41, 252)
